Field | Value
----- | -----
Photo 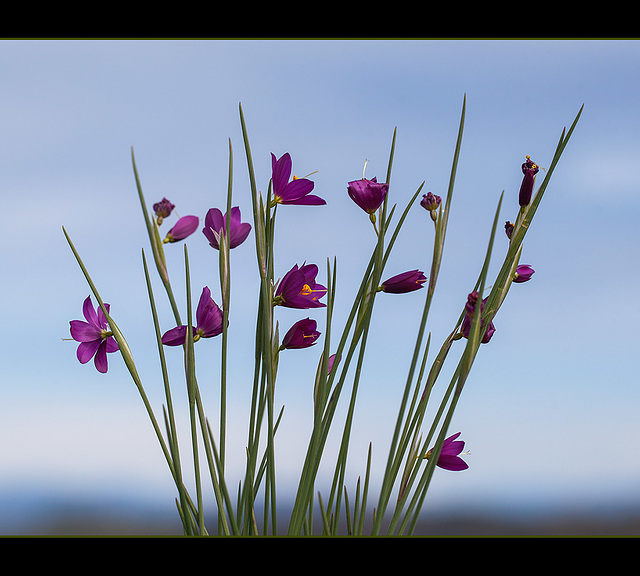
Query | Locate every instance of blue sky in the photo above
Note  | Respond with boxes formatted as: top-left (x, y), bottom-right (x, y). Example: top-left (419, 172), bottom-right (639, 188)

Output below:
top-left (1, 39), bottom-right (639, 525)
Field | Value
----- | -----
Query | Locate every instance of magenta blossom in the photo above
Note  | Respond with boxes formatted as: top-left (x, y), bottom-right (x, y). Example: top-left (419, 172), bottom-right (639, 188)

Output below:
top-left (162, 287), bottom-right (224, 346)
top-left (420, 192), bottom-right (441, 212)
top-left (274, 263), bottom-right (327, 309)
top-left (514, 264), bottom-right (535, 283)
top-left (271, 152), bottom-right (325, 206)
top-left (425, 432), bottom-right (469, 471)
top-left (461, 291), bottom-right (495, 344)
top-left (519, 155), bottom-right (540, 207)
top-left (203, 206), bottom-right (251, 250)
top-left (163, 215), bottom-right (199, 243)
top-left (504, 220), bottom-right (514, 239)
top-left (380, 270), bottom-right (427, 294)
top-left (281, 318), bottom-right (321, 350)
top-left (69, 296), bottom-right (119, 373)
top-left (347, 177), bottom-right (389, 215)
top-left (153, 197), bottom-right (175, 224)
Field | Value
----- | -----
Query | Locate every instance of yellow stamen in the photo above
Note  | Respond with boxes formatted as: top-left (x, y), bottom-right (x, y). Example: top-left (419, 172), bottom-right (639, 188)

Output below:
top-left (300, 284), bottom-right (323, 300)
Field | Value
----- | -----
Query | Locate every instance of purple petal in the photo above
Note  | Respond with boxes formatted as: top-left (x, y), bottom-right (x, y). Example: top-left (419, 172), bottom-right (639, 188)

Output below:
top-left (229, 222), bottom-right (252, 247)
top-left (279, 178), bottom-right (314, 202)
top-left (96, 302), bottom-right (110, 329)
top-left (93, 340), bottom-right (109, 373)
top-left (203, 208), bottom-right (224, 248)
top-left (105, 336), bottom-right (119, 353)
top-left (196, 287), bottom-right (213, 324)
top-left (436, 455), bottom-right (469, 471)
top-left (167, 215), bottom-right (199, 242)
top-left (271, 153), bottom-right (292, 197)
top-left (162, 325), bottom-right (190, 346)
top-left (195, 287), bottom-right (224, 337)
top-left (69, 320), bottom-right (102, 344)
top-left (82, 296), bottom-right (100, 328)
top-left (76, 339), bottom-right (101, 364)
top-left (283, 194), bottom-right (326, 206)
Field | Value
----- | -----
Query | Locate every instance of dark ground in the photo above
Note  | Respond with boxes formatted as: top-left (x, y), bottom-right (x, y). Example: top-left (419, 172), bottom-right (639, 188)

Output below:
top-left (3, 499), bottom-right (639, 537)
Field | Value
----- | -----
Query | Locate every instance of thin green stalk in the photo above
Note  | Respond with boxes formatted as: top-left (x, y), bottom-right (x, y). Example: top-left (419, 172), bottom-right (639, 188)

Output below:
top-left (219, 137), bottom-right (234, 476)
top-left (63, 227), bottom-right (184, 515)
top-left (183, 245), bottom-right (206, 535)
top-left (141, 249), bottom-right (193, 531)
top-left (131, 147), bottom-right (181, 325)
top-left (371, 95), bottom-right (466, 535)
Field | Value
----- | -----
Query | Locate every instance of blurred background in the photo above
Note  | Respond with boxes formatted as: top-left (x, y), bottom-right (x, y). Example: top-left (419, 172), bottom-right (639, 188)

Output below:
top-left (1, 38), bottom-right (639, 535)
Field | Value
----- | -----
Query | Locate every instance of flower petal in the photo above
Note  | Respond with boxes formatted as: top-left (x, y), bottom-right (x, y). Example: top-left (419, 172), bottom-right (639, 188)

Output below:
top-left (82, 296), bottom-right (100, 328)
top-left (271, 152), bottom-right (292, 197)
top-left (436, 455), bottom-right (469, 471)
top-left (93, 340), bottom-right (109, 373)
top-left (76, 339), bottom-right (101, 364)
top-left (162, 325), bottom-right (190, 346)
top-left (69, 320), bottom-right (102, 343)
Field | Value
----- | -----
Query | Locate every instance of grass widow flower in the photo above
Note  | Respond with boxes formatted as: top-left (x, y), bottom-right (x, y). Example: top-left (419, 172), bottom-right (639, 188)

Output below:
top-left (424, 432), bottom-right (469, 471)
top-left (514, 264), bottom-right (535, 283)
top-left (519, 155), bottom-right (540, 207)
top-left (69, 296), bottom-right (119, 373)
top-left (504, 220), bottom-right (514, 239)
top-left (162, 287), bottom-right (224, 346)
top-left (420, 192), bottom-right (442, 222)
top-left (461, 291), bottom-right (495, 343)
top-left (274, 263), bottom-right (327, 309)
top-left (380, 270), bottom-right (427, 294)
top-left (271, 152), bottom-right (325, 206)
top-left (280, 318), bottom-right (321, 350)
top-left (163, 215), bottom-right (199, 243)
top-left (153, 197), bottom-right (175, 225)
top-left (203, 206), bottom-right (251, 250)
top-left (347, 176), bottom-right (389, 216)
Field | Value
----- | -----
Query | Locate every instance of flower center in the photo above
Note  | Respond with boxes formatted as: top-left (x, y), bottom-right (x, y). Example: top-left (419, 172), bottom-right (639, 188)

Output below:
top-left (300, 284), bottom-right (322, 300)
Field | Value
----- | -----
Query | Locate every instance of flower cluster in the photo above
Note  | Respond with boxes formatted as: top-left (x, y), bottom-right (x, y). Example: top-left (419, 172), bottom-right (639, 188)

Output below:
top-left (70, 196), bottom-right (253, 371)
top-left (460, 156), bottom-right (540, 345)
top-left (461, 290), bottom-right (496, 344)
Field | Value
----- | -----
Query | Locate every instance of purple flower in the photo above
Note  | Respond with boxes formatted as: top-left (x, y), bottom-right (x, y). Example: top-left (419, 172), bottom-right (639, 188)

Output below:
top-left (153, 197), bottom-right (175, 224)
top-left (461, 291), bottom-right (495, 344)
top-left (271, 152), bottom-right (325, 206)
top-left (514, 264), bottom-right (535, 283)
top-left (69, 296), bottom-right (119, 373)
top-left (203, 206), bottom-right (251, 250)
top-left (347, 177), bottom-right (389, 215)
top-left (504, 221), bottom-right (514, 239)
top-left (420, 192), bottom-right (442, 212)
top-left (162, 287), bottom-right (224, 346)
top-left (380, 270), bottom-right (427, 294)
top-left (519, 155), bottom-right (540, 207)
top-left (274, 263), bottom-right (327, 309)
top-left (425, 432), bottom-right (469, 471)
top-left (281, 318), bottom-right (321, 350)
top-left (163, 215), bottom-right (199, 243)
